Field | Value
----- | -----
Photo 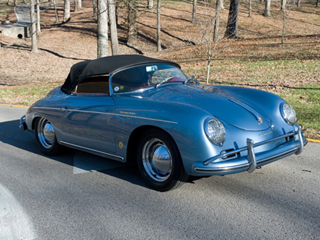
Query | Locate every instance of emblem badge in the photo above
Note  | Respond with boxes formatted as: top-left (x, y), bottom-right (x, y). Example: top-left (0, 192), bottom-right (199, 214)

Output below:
top-left (257, 117), bottom-right (263, 125)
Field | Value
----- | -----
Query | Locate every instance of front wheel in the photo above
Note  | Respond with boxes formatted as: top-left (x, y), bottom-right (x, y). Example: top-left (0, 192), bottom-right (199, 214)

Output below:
top-left (34, 117), bottom-right (64, 155)
top-left (137, 129), bottom-right (188, 191)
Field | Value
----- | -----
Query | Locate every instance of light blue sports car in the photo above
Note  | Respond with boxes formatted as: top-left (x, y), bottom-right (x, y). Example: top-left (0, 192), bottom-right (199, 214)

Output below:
top-left (20, 55), bottom-right (307, 191)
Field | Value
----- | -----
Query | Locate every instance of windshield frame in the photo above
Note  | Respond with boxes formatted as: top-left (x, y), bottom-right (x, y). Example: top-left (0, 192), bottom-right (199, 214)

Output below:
top-left (109, 63), bottom-right (188, 95)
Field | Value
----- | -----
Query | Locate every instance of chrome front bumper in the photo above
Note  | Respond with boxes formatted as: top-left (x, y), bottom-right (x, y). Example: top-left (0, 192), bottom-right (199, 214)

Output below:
top-left (194, 126), bottom-right (307, 175)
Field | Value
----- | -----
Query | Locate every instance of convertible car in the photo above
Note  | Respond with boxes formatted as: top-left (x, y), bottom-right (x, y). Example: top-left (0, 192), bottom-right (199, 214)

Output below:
top-left (20, 55), bottom-right (307, 191)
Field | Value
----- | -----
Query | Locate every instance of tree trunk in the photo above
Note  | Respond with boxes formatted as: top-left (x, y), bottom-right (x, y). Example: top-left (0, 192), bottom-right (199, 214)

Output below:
top-left (148, 0), bottom-right (153, 9)
top-left (127, 0), bottom-right (137, 46)
top-left (52, 0), bottom-right (59, 23)
top-left (7, 0), bottom-right (9, 6)
top-left (297, 0), bottom-right (301, 7)
top-left (192, 0), bottom-right (197, 23)
top-left (14, 0), bottom-right (17, 6)
top-left (317, 0), bottom-right (319, 7)
top-left (206, 48), bottom-right (211, 84)
top-left (281, 6), bottom-right (286, 44)
top-left (249, 0), bottom-right (252, 17)
top-left (109, 0), bottom-right (119, 55)
top-left (264, 0), bottom-right (271, 17)
top-left (157, 0), bottom-right (161, 51)
top-left (213, 0), bottom-right (222, 43)
top-left (92, 0), bottom-right (97, 17)
top-left (225, 0), bottom-right (240, 38)
top-left (30, 0), bottom-right (38, 53)
top-left (281, 0), bottom-right (286, 12)
top-left (97, 0), bottom-right (108, 58)
top-left (63, 0), bottom-right (71, 22)
top-left (75, 0), bottom-right (82, 12)
top-left (36, 0), bottom-right (41, 34)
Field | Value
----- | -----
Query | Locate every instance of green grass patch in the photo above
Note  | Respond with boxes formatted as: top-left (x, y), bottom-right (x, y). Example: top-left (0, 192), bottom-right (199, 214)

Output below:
top-left (0, 82), bottom-right (60, 106)
top-left (278, 84), bottom-right (320, 139)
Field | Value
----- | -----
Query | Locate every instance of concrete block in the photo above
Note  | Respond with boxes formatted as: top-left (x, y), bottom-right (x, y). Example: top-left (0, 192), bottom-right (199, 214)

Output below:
top-left (0, 26), bottom-right (30, 39)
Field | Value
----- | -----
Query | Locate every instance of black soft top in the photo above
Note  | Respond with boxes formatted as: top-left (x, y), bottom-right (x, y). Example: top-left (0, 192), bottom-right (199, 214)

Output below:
top-left (61, 55), bottom-right (180, 94)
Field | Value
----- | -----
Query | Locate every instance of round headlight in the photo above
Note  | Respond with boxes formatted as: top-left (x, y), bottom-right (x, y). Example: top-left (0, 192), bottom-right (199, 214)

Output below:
top-left (280, 103), bottom-right (296, 126)
top-left (204, 118), bottom-right (226, 146)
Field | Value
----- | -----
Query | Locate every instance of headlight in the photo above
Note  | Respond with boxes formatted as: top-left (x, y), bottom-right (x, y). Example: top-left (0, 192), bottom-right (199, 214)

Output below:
top-left (280, 103), bottom-right (296, 126)
top-left (204, 118), bottom-right (226, 146)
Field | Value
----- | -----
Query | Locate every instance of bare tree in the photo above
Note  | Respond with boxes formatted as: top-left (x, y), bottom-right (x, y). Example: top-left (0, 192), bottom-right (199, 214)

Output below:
top-left (157, 0), bottom-right (161, 51)
top-left (195, 2), bottom-right (221, 83)
top-left (52, 0), bottom-right (59, 23)
top-left (192, 0), bottom-right (197, 23)
top-left (63, 0), bottom-right (71, 22)
top-left (127, 0), bottom-right (137, 46)
top-left (148, 0), bottom-right (153, 9)
top-left (75, 0), bottom-right (82, 11)
top-left (249, 0), bottom-right (252, 17)
top-left (225, 0), bottom-right (240, 38)
top-left (264, 0), bottom-right (271, 17)
top-left (109, 0), bottom-right (119, 55)
top-left (281, 0), bottom-right (286, 12)
top-left (97, 0), bottom-right (109, 57)
top-left (36, 0), bottom-right (41, 34)
top-left (297, 0), bottom-right (301, 7)
top-left (30, 0), bottom-right (38, 53)
top-left (214, 0), bottom-right (222, 42)
top-left (14, 0), bottom-right (17, 6)
top-left (317, 0), bottom-right (319, 7)
top-left (282, 0), bottom-right (293, 43)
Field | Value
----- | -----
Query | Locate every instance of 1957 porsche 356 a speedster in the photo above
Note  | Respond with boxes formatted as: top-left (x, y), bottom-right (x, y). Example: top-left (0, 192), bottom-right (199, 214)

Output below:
top-left (20, 55), bottom-right (307, 191)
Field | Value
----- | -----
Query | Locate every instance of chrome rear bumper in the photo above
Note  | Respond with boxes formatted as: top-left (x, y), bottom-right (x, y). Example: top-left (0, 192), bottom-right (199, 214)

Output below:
top-left (194, 126), bottom-right (307, 175)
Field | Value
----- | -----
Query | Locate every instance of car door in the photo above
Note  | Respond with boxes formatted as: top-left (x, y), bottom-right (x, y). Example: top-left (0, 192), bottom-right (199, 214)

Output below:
top-left (59, 77), bottom-right (116, 154)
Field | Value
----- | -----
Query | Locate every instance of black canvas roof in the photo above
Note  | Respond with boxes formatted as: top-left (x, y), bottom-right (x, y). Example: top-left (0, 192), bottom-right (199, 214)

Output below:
top-left (61, 55), bottom-right (180, 94)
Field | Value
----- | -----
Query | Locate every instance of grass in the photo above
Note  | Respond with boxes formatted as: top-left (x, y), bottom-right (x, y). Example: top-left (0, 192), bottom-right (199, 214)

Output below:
top-left (0, 82), bottom-right (61, 106)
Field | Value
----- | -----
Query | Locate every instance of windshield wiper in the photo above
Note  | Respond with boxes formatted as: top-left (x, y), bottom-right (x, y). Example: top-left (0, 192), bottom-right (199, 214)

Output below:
top-left (184, 75), bottom-right (199, 85)
top-left (155, 77), bottom-right (173, 88)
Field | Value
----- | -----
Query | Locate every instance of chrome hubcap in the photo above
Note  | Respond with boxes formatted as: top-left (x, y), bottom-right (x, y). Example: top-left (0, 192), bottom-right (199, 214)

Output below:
top-left (142, 138), bottom-right (172, 182)
top-left (37, 118), bottom-right (55, 149)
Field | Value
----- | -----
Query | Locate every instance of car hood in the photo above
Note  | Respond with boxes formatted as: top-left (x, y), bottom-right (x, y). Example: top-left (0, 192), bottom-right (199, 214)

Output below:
top-left (143, 84), bottom-right (272, 131)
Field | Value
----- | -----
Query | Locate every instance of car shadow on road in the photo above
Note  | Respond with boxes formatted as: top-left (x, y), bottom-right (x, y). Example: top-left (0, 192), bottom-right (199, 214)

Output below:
top-left (0, 119), bottom-right (149, 189)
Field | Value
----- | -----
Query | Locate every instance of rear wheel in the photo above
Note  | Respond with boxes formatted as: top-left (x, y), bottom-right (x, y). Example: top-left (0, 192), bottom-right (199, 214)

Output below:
top-left (137, 129), bottom-right (188, 191)
top-left (34, 117), bottom-right (64, 155)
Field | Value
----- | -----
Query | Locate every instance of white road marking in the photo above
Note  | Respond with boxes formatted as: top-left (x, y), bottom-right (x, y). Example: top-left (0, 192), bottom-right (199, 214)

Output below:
top-left (0, 183), bottom-right (36, 240)
top-left (73, 151), bottom-right (124, 174)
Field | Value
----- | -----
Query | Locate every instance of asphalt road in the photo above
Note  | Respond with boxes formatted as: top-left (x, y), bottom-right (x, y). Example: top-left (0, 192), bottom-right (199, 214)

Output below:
top-left (0, 106), bottom-right (319, 240)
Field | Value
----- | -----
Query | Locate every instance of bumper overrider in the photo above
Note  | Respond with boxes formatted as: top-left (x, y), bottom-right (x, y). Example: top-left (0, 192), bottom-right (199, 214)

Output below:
top-left (193, 126), bottom-right (307, 175)
top-left (19, 115), bottom-right (27, 131)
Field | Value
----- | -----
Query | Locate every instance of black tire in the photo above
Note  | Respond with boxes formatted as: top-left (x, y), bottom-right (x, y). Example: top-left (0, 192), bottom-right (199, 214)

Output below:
top-left (34, 117), bottom-right (64, 155)
top-left (137, 129), bottom-right (189, 191)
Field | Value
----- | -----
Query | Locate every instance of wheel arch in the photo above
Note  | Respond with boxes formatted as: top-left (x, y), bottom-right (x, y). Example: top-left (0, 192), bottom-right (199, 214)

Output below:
top-left (126, 125), bottom-right (182, 164)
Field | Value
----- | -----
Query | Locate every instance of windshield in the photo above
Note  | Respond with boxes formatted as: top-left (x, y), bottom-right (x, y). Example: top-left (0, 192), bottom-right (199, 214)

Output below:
top-left (111, 64), bottom-right (187, 93)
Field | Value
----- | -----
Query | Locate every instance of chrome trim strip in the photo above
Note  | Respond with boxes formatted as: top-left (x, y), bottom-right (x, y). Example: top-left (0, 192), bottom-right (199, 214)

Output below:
top-left (229, 98), bottom-right (263, 124)
top-left (60, 141), bottom-right (125, 162)
top-left (34, 107), bottom-right (177, 124)
top-left (33, 107), bottom-right (60, 111)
